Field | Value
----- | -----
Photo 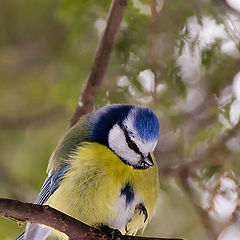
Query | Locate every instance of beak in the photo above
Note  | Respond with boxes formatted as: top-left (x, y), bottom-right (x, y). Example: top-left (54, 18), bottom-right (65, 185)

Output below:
top-left (144, 154), bottom-right (154, 167)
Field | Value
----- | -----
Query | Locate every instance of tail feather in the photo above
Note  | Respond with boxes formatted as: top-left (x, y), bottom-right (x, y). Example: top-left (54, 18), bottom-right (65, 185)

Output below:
top-left (25, 223), bottom-right (50, 240)
top-left (16, 231), bottom-right (24, 240)
top-left (16, 224), bottom-right (50, 240)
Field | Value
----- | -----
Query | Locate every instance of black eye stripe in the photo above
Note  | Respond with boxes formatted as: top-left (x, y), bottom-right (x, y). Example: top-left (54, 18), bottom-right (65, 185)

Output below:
top-left (119, 124), bottom-right (144, 157)
top-left (126, 134), bottom-right (141, 155)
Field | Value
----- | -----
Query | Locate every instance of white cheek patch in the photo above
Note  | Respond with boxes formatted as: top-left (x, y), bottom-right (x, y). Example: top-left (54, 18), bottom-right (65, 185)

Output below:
top-left (123, 110), bottom-right (141, 142)
top-left (108, 124), bottom-right (140, 165)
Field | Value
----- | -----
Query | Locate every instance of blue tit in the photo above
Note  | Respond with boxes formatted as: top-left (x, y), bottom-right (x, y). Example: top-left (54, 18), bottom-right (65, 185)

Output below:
top-left (17, 104), bottom-right (160, 240)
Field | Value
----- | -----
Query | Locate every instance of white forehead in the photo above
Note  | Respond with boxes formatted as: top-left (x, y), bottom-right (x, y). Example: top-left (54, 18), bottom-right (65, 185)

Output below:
top-left (135, 138), bottom-right (157, 155)
top-left (123, 109), bottom-right (158, 155)
top-left (122, 109), bottom-right (137, 136)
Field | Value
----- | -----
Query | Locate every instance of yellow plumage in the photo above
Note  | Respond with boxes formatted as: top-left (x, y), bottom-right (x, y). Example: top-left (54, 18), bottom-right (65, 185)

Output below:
top-left (19, 105), bottom-right (160, 240)
top-left (46, 142), bottom-right (159, 239)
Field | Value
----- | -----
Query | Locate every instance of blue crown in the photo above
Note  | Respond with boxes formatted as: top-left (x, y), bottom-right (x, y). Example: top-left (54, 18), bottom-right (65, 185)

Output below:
top-left (90, 105), bottom-right (132, 146)
top-left (134, 108), bottom-right (159, 141)
top-left (89, 104), bottom-right (159, 146)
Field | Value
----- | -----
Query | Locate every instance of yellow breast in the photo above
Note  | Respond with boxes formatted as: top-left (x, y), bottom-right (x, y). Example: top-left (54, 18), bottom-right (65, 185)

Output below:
top-left (46, 142), bottom-right (159, 236)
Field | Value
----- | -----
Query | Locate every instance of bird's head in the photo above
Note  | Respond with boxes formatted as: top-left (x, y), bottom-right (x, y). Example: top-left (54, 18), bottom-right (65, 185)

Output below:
top-left (90, 105), bottom-right (159, 169)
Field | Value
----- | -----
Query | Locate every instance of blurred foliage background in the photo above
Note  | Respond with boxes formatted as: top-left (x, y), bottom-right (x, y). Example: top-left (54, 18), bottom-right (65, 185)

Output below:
top-left (0, 0), bottom-right (240, 239)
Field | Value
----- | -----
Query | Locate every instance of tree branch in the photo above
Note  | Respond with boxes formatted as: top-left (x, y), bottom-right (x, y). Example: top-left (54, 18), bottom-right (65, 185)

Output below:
top-left (178, 168), bottom-right (218, 240)
top-left (0, 198), bottom-right (182, 240)
top-left (172, 121), bottom-right (240, 239)
top-left (0, 2), bottom-right (182, 239)
top-left (157, 118), bottom-right (240, 239)
top-left (160, 120), bottom-right (240, 177)
top-left (70, 0), bottom-right (128, 127)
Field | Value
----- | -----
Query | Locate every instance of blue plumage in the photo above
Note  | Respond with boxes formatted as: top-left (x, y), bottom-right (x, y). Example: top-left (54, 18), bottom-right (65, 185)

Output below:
top-left (35, 163), bottom-right (69, 205)
top-left (34, 175), bottom-right (52, 205)
top-left (49, 163), bottom-right (69, 195)
top-left (134, 108), bottom-right (159, 141)
top-left (89, 104), bottom-right (159, 145)
top-left (89, 105), bottom-right (133, 146)
top-left (17, 165), bottom-right (69, 240)
top-left (17, 104), bottom-right (160, 240)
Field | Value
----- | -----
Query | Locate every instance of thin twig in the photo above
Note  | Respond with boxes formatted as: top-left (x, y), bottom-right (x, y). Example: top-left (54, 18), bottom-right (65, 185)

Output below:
top-left (178, 167), bottom-right (218, 240)
top-left (160, 121), bottom-right (240, 177)
top-left (0, 198), bottom-right (182, 240)
top-left (175, 122), bottom-right (240, 240)
top-left (217, 179), bottom-right (240, 239)
top-left (70, 0), bottom-right (128, 127)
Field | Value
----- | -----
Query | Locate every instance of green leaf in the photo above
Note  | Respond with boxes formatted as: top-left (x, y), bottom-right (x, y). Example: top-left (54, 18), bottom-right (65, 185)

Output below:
top-left (203, 165), bottom-right (222, 179)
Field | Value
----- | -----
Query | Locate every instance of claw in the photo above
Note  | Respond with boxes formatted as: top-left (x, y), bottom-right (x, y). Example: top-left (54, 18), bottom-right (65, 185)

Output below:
top-left (100, 225), bottom-right (123, 240)
top-left (111, 229), bottom-right (123, 240)
top-left (136, 203), bottom-right (148, 223)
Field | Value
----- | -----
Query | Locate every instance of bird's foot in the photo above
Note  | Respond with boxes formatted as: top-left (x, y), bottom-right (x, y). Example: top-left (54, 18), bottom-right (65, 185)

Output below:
top-left (100, 225), bottom-right (123, 240)
top-left (136, 203), bottom-right (148, 222)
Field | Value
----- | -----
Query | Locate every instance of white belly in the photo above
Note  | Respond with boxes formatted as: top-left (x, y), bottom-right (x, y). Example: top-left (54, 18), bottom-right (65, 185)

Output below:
top-left (109, 194), bottom-right (141, 233)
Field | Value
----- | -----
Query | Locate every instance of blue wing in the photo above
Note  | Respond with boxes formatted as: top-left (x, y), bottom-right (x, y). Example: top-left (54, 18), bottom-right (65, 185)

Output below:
top-left (16, 232), bottom-right (24, 240)
top-left (35, 175), bottom-right (52, 204)
top-left (35, 162), bottom-right (69, 205)
top-left (16, 163), bottom-right (69, 240)
top-left (16, 115), bottom-right (90, 239)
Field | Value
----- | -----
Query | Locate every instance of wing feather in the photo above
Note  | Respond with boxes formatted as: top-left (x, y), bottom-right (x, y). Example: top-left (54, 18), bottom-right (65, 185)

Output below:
top-left (16, 115), bottom-right (90, 240)
top-left (16, 163), bottom-right (69, 240)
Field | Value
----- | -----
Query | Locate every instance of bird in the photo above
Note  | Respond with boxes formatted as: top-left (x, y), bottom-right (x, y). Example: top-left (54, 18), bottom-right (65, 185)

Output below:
top-left (17, 104), bottom-right (160, 240)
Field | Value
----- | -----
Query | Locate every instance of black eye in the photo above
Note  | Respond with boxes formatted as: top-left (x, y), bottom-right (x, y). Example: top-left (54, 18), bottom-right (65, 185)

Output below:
top-left (128, 131), bottom-right (134, 138)
top-left (119, 123), bottom-right (144, 157)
